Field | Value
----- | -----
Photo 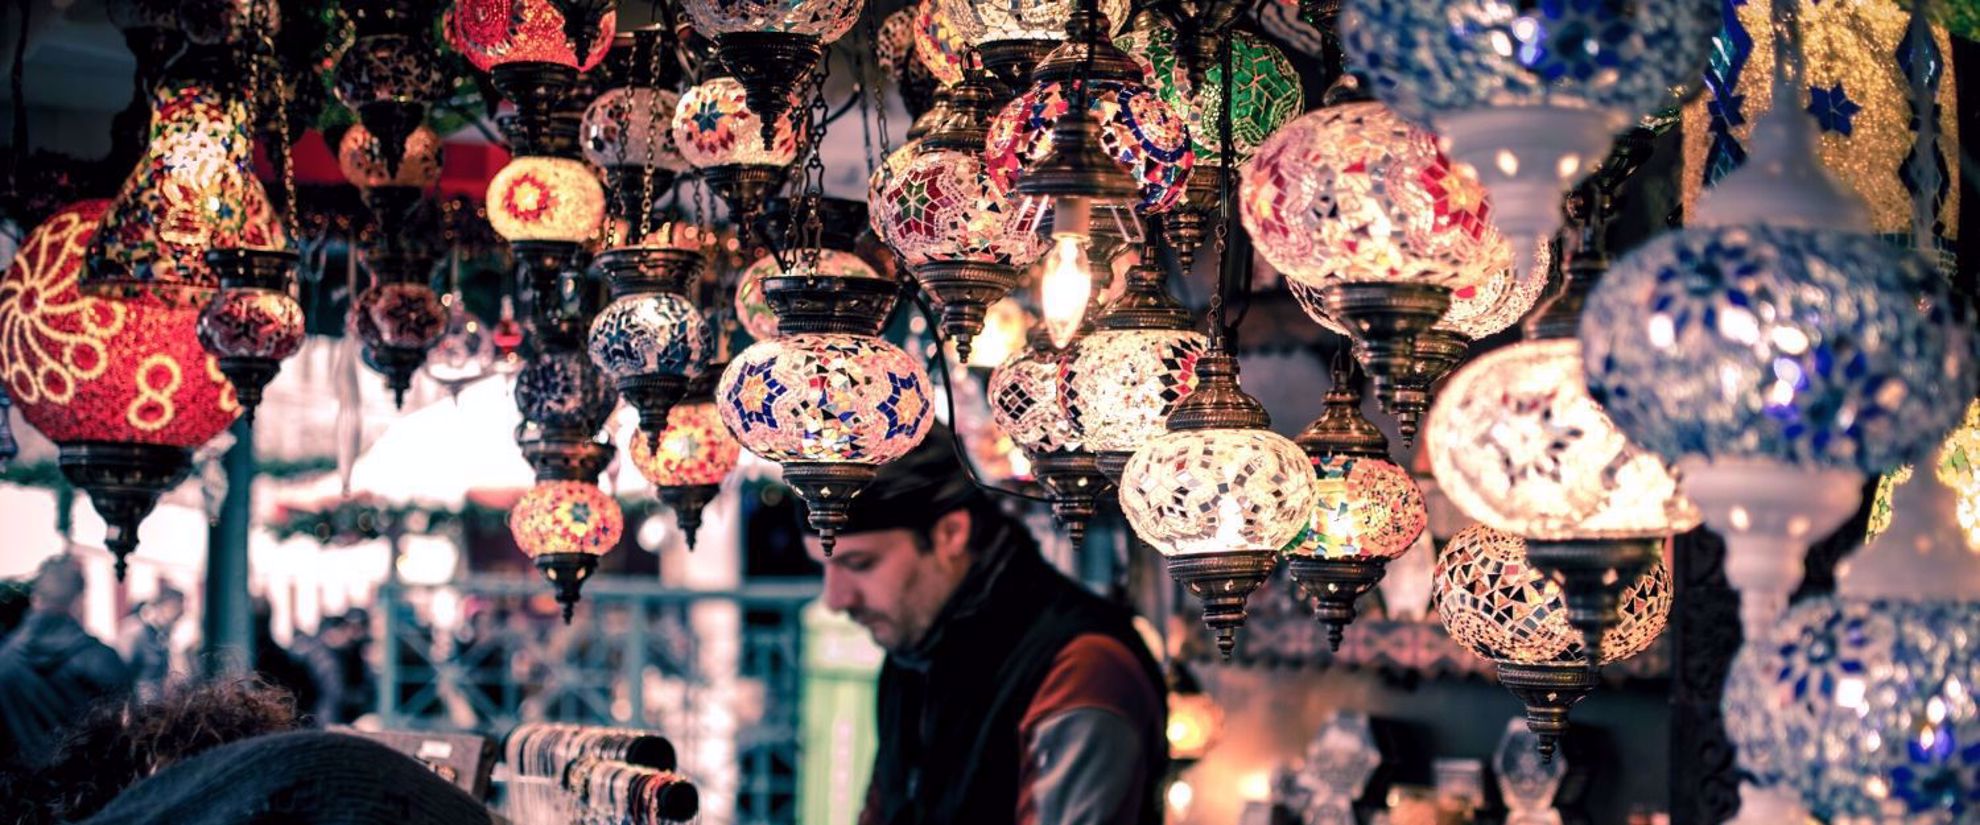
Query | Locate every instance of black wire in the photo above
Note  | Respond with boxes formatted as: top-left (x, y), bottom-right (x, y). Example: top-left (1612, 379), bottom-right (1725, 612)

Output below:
top-left (903, 279), bottom-right (1056, 505)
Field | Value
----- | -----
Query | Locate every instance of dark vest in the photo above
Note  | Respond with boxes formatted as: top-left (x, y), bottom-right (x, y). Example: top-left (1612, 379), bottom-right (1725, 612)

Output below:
top-left (866, 521), bottom-right (1168, 825)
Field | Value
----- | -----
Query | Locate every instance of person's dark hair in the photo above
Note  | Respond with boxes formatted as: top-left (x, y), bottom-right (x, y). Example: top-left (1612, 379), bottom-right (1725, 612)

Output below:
top-left (906, 496), bottom-right (1023, 556)
top-left (3, 675), bottom-right (300, 824)
top-left (29, 556), bottom-right (85, 610)
top-left (152, 585), bottom-right (184, 607)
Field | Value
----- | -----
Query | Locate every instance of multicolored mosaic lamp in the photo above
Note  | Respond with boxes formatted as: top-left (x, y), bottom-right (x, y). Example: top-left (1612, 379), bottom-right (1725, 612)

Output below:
top-left (587, 225), bottom-right (713, 436)
top-left (2, 201), bottom-right (240, 579)
top-left (1240, 78), bottom-right (1506, 444)
top-left (512, 478), bottom-right (623, 621)
top-left (1435, 525), bottom-right (1671, 759)
top-left (1119, 351), bottom-right (1315, 658)
top-left (672, 75), bottom-right (804, 219)
top-left (195, 248), bottom-right (304, 421)
top-left (334, 0), bottom-right (449, 182)
top-left (683, 0), bottom-right (862, 146)
top-left (1282, 361), bottom-right (1427, 650)
top-left (735, 249), bottom-right (883, 342)
top-left (990, 324), bottom-right (1105, 544)
top-left (877, 67), bottom-right (1047, 363)
top-left (584, 28), bottom-right (690, 243)
top-left (716, 261), bottom-right (931, 555)
top-left (1339, 0), bottom-right (1714, 253)
top-left (338, 123), bottom-right (446, 190)
top-left (1116, 18), bottom-right (1301, 273)
top-left (631, 369), bottom-right (742, 550)
top-left (1060, 256), bottom-right (1206, 480)
top-left (88, 42), bottom-right (285, 305)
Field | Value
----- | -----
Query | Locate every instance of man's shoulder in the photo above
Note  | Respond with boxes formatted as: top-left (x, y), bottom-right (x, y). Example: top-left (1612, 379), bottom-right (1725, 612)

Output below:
top-left (1019, 633), bottom-right (1163, 734)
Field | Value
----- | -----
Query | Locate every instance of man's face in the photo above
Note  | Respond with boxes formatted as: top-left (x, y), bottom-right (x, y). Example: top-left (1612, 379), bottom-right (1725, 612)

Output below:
top-left (152, 598), bottom-right (185, 627)
top-left (807, 510), bottom-right (973, 652)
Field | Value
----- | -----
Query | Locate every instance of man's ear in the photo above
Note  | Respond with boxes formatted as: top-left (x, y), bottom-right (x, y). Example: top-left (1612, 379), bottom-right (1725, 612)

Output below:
top-left (931, 508), bottom-right (972, 562)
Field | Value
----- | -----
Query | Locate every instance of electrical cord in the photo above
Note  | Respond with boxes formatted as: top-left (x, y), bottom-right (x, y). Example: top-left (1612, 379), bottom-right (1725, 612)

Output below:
top-left (902, 278), bottom-right (1056, 505)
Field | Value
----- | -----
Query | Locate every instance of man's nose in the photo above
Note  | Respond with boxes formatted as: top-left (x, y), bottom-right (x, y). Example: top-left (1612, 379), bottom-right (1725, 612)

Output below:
top-left (822, 568), bottom-right (858, 613)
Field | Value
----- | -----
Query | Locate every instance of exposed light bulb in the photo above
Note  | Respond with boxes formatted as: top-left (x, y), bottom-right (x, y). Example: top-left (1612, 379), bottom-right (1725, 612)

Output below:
top-left (1041, 235), bottom-right (1092, 348)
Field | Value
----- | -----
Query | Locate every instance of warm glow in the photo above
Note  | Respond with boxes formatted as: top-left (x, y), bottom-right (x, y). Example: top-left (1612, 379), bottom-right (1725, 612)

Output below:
top-left (509, 480), bottom-right (623, 559)
top-left (1167, 692), bottom-right (1225, 760)
top-left (956, 299), bottom-right (1031, 369)
top-left (486, 156), bottom-right (606, 243)
top-left (1039, 236), bottom-right (1091, 349)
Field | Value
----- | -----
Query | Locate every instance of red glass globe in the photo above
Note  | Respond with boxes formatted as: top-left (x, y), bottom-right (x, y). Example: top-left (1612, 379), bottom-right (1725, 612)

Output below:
top-left (0, 200), bottom-right (238, 447)
top-left (446, 0), bottom-right (616, 72)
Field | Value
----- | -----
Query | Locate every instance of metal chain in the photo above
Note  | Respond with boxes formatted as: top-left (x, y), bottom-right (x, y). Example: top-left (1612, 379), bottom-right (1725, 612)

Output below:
top-left (249, 0), bottom-right (297, 246)
top-left (799, 55), bottom-right (831, 271)
top-left (1209, 25), bottom-right (1237, 348)
top-left (860, 9), bottom-right (893, 170)
top-left (637, 30), bottom-right (664, 243)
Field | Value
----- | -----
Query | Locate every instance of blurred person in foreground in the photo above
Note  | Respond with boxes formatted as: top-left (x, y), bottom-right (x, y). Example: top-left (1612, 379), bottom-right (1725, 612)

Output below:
top-left (805, 426), bottom-right (1167, 825)
top-left (0, 556), bottom-right (130, 765)
top-left (115, 586), bottom-right (185, 703)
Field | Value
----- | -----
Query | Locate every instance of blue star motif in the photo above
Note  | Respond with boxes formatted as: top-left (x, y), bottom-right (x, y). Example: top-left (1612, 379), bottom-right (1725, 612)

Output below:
top-left (876, 372), bottom-right (929, 441)
top-left (692, 102), bottom-right (724, 134)
top-left (1807, 83), bottom-right (1863, 136)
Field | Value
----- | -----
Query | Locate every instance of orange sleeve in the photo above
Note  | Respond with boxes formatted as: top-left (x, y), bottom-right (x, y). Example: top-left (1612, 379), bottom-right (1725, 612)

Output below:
top-left (1014, 633), bottom-right (1164, 825)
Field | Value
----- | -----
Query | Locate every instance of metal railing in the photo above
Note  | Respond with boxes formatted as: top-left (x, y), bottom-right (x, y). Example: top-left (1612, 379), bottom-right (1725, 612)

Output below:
top-left (377, 576), bottom-right (822, 825)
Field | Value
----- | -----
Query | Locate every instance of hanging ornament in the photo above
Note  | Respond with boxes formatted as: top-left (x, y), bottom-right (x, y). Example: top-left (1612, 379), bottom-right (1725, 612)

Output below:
top-left (878, 68), bottom-right (1048, 363)
top-left (1435, 525), bottom-right (1671, 760)
top-left (487, 156), bottom-right (609, 244)
top-left (1117, 17), bottom-right (1301, 273)
top-left (683, 0), bottom-right (862, 146)
top-left (584, 28), bottom-right (690, 237)
top-left (587, 225), bottom-right (713, 436)
top-left (1339, 0), bottom-right (1714, 252)
top-left (1119, 352), bottom-right (1316, 658)
top-left (1059, 255), bottom-right (1205, 480)
top-left (936, 0), bottom-right (1130, 91)
top-left (511, 478), bottom-right (623, 621)
top-left (446, 0), bottom-right (615, 74)
top-left (878, 4), bottom-right (941, 118)
top-left (1240, 77), bottom-right (1507, 444)
top-left (333, 1), bottom-right (449, 181)
top-left (735, 248), bottom-right (881, 342)
top-left (196, 249), bottom-right (304, 422)
top-left (911, 0), bottom-right (976, 88)
top-left (338, 122), bottom-right (446, 190)
top-left (990, 325), bottom-right (1106, 544)
top-left (631, 370), bottom-right (742, 551)
top-left (672, 75), bottom-right (804, 219)
top-left (1282, 361), bottom-right (1428, 650)
top-left (89, 42), bottom-right (285, 305)
top-left (1, 201), bottom-right (240, 579)
top-left (716, 267), bottom-right (931, 556)
top-left (423, 286), bottom-right (499, 400)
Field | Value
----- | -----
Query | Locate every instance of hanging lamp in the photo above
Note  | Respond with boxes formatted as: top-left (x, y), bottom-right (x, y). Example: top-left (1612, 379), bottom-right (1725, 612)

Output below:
top-left (583, 27), bottom-right (689, 241)
top-left (716, 261), bottom-right (932, 556)
top-left (936, 0), bottom-right (1129, 93)
top-left (990, 324), bottom-right (1105, 544)
top-left (672, 75), bottom-right (803, 223)
top-left (683, 0), bottom-right (860, 147)
top-left (878, 67), bottom-right (1047, 363)
top-left (1283, 359), bottom-right (1428, 650)
top-left (1436, 525), bottom-right (1671, 760)
top-left (632, 368), bottom-right (742, 551)
top-left (1339, 0), bottom-right (1714, 258)
top-left (1060, 253), bottom-right (1206, 481)
top-left (334, 0), bottom-right (449, 180)
top-left (1240, 75), bottom-right (1506, 445)
top-left (587, 223), bottom-right (713, 436)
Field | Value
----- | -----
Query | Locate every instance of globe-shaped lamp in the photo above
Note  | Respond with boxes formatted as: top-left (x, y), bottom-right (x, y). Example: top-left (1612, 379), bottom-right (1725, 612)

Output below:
top-left (332, 32), bottom-right (449, 179)
top-left (989, 325), bottom-right (1106, 543)
top-left (511, 479), bottom-right (623, 620)
top-left (422, 289), bottom-right (498, 399)
top-left (987, 78), bottom-right (1195, 218)
top-left (1060, 260), bottom-right (1206, 479)
top-left (1, 200), bottom-right (240, 578)
top-left (487, 156), bottom-right (607, 244)
top-left (934, 0), bottom-right (1129, 88)
top-left (735, 249), bottom-right (883, 342)
top-left (196, 249), bottom-right (304, 421)
top-left (587, 241), bottom-right (713, 435)
top-left (672, 76), bottom-right (804, 213)
top-left (446, 0), bottom-right (615, 72)
top-left (338, 122), bottom-right (445, 190)
top-left (632, 376), bottom-right (742, 551)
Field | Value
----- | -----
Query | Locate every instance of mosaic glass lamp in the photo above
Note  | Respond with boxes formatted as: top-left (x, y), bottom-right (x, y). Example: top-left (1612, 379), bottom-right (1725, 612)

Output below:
top-left (1116, 19), bottom-right (1301, 272)
top-left (1339, 0), bottom-right (1714, 249)
top-left (1436, 525), bottom-right (1671, 759)
top-left (446, 0), bottom-right (615, 73)
top-left (683, 0), bottom-right (862, 146)
top-left (195, 248), bottom-right (304, 421)
top-left (1282, 362), bottom-right (1428, 650)
top-left (1241, 79), bottom-right (1508, 443)
top-left (672, 75), bottom-right (804, 216)
top-left (631, 370), bottom-right (742, 550)
top-left (333, 26), bottom-right (449, 181)
top-left (90, 43), bottom-right (285, 305)
top-left (583, 80), bottom-right (689, 235)
top-left (935, 0), bottom-right (1129, 90)
top-left (1, 201), bottom-right (239, 579)
top-left (878, 68), bottom-right (1048, 363)
top-left (487, 156), bottom-right (608, 244)
top-left (587, 228), bottom-right (713, 436)
top-left (990, 324), bottom-right (1106, 543)
top-left (1060, 257), bottom-right (1206, 480)
top-left (735, 249), bottom-right (883, 342)
top-left (1119, 352), bottom-right (1316, 658)
top-left (716, 265), bottom-right (931, 555)
top-left (911, 0), bottom-right (976, 88)
top-left (512, 479), bottom-right (623, 621)
top-left (338, 123), bottom-right (446, 190)
top-left (1726, 458), bottom-right (1980, 822)
top-left (422, 286), bottom-right (499, 399)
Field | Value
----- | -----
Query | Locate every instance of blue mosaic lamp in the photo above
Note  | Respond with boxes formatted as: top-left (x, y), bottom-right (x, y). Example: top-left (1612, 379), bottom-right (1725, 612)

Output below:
top-left (1338, 0), bottom-right (1714, 256)
top-left (714, 261), bottom-right (931, 556)
top-left (586, 226), bottom-right (715, 438)
top-left (1726, 459), bottom-right (1980, 822)
top-left (1582, 0), bottom-right (1978, 648)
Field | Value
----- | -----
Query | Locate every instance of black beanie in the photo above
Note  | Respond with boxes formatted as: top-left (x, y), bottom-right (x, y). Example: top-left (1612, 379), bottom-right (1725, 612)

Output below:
top-left (797, 423), bottom-right (988, 536)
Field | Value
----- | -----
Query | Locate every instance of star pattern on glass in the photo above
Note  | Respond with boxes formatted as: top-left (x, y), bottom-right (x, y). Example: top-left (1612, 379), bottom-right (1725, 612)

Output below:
top-left (1806, 82), bottom-right (1863, 136)
top-left (726, 358), bottom-right (785, 433)
top-left (877, 371), bottom-right (929, 440)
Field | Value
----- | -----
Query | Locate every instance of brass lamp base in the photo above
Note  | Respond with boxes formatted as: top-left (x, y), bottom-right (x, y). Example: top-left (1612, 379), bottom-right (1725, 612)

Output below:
top-left (1286, 555), bottom-right (1389, 651)
top-left (703, 164), bottom-right (787, 221)
top-left (1387, 327), bottom-right (1470, 448)
top-left (1029, 450), bottom-right (1111, 547)
top-left (658, 483), bottom-right (722, 551)
top-left (1167, 549), bottom-right (1280, 660)
top-left (976, 39), bottom-right (1058, 97)
top-left (912, 260), bottom-right (1024, 364)
top-left (1319, 282), bottom-right (1452, 437)
top-left (534, 552), bottom-right (600, 624)
top-left (781, 462), bottom-right (879, 557)
top-left (617, 373), bottom-right (689, 439)
top-left (59, 442), bottom-right (195, 581)
top-left (1496, 660), bottom-right (1601, 763)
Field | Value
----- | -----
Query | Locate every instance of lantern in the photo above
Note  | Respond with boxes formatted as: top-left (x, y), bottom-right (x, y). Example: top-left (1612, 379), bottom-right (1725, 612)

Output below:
top-left (511, 479), bottom-right (624, 621)
top-left (587, 233), bottom-right (713, 435)
top-left (672, 76), bottom-right (804, 215)
top-left (631, 373), bottom-right (742, 550)
top-left (487, 156), bottom-right (608, 244)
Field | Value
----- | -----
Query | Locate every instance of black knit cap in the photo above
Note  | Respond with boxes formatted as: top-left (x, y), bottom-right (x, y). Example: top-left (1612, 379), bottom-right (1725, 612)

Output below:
top-left (798, 423), bottom-right (988, 536)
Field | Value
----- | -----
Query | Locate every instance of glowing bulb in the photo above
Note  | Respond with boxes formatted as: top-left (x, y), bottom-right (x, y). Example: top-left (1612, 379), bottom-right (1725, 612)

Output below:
top-left (1167, 780), bottom-right (1194, 813)
top-left (1041, 235), bottom-right (1092, 348)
